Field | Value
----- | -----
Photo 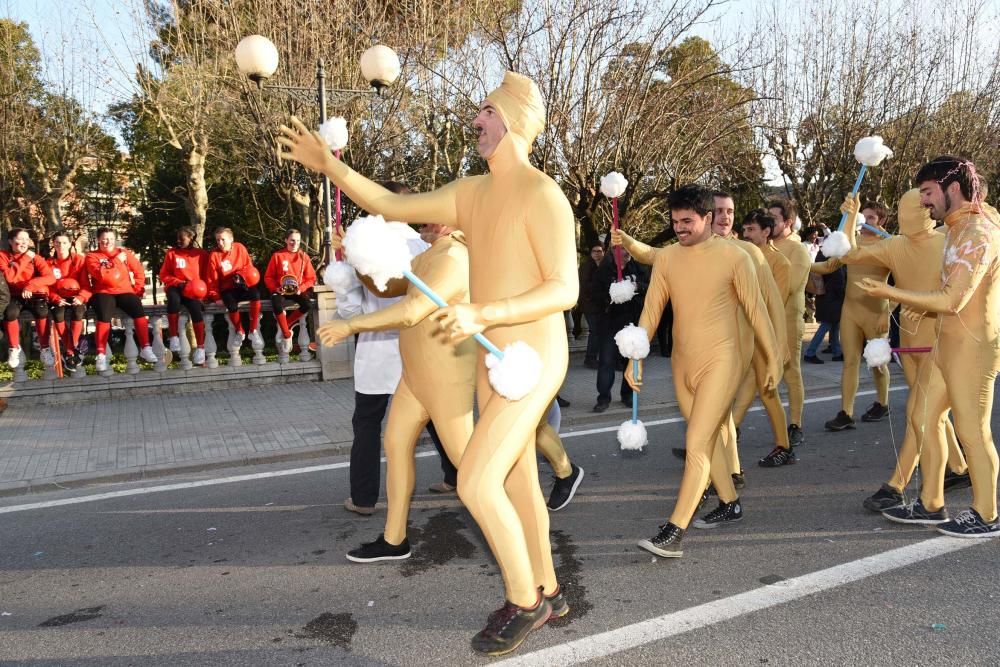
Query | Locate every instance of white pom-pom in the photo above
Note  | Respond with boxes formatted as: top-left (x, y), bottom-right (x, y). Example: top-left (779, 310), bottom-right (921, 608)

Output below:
top-left (600, 171), bottom-right (628, 199)
top-left (484, 341), bottom-right (543, 401)
top-left (853, 136), bottom-right (894, 167)
top-left (318, 116), bottom-right (349, 151)
top-left (793, 216), bottom-right (803, 232)
top-left (342, 215), bottom-right (412, 290)
top-left (323, 260), bottom-right (355, 294)
top-left (614, 324), bottom-right (650, 360)
top-left (617, 419), bottom-right (648, 451)
top-left (863, 338), bottom-right (892, 368)
top-left (609, 277), bottom-right (637, 304)
top-left (821, 230), bottom-right (851, 258)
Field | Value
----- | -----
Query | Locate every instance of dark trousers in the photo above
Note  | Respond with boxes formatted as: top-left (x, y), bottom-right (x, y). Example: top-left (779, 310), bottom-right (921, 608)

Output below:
top-left (584, 312), bottom-right (602, 363)
top-left (597, 326), bottom-right (633, 404)
top-left (350, 391), bottom-right (391, 507)
top-left (889, 304), bottom-right (901, 349)
top-left (427, 421), bottom-right (456, 486)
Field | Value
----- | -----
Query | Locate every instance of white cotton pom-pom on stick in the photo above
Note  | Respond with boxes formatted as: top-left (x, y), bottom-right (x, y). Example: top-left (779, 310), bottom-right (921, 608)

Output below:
top-left (821, 230), bottom-right (852, 258)
top-left (609, 277), bottom-right (637, 304)
top-left (600, 171), bottom-right (628, 199)
top-left (617, 419), bottom-right (648, 451)
top-left (323, 261), bottom-right (356, 294)
top-left (341, 215), bottom-right (412, 291)
top-left (863, 338), bottom-right (892, 368)
top-left (318, 116), bottom-right (349, 151)
top-left (614, 324), bottom-right (650, 360)
top-left (484, 341), bottom-right (543, 401)
top-left (853, 136), bottom-right (894, 167)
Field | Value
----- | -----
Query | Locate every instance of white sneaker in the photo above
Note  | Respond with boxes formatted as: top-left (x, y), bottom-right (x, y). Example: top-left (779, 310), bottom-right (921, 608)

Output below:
top-left (40, 347), bottom-right (55, 367)
top-left (276, 331), bottom-right (293, 353)
top-left (249, 329), bottom-right (264, 348)
top-left (169, 336), bottom-right (181, 353)
top-left (8, 347), bottom-right (21, 369)
top-left (192, 347), bottom-right (205, 365)
top-left (139, 345), bottom-right (158, 363)
top-left (95, 353), bottom-right (109, 373)
top-left (228, 330), bottom-right (246, 350)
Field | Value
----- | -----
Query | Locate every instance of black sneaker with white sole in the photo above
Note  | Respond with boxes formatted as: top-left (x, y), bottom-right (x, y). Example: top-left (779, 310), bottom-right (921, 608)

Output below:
top-left (936, 508), bottom-right (1000, 539)
top-left (671, 447), bottom-right (687, 460)
top-left (758, 446), bottom-right (795, 467)
top-left (861, 401), bottom-right (890, 422)
top-left (788, 424), bottom-right (804, 446)
top-left (732, 471), bottom-right (746, 490)
top-left (863, 484), bottom-right (905, 512)
top-left (345, 535), bottom-right (411, 563)
top-left (547, 463), bottom-right (584, 511)
top-left (545, 586), bottom-right (569, 621)
top-left (471, 596), bottom-right (551, 656)
top-left (637, 522), bottom-right (684, 558)
top-left (943, 469), bottom-right (972, 492)
top-left (882, 499), bottom-right (949, 525)
top-left (824, 410), bottom-right (856, 431)
top-left (693, 499), bottom-right (743, 529)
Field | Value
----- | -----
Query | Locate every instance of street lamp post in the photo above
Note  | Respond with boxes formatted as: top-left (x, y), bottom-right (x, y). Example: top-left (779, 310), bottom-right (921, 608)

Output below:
top-left (234, 35), bottom-right (401, 264)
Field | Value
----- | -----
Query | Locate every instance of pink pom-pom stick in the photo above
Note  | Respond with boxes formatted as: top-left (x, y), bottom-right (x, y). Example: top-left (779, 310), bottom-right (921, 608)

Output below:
top-left (334, 149), bottom-right (343, 261)
top-left (612, 198), bottom-right (623, 281)
top-left (892, 346), bottom-right (932, 354)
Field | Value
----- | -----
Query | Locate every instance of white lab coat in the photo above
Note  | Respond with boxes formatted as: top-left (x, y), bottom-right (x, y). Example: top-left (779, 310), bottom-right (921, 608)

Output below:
top-left (336, 223), bottom-right (429, 395)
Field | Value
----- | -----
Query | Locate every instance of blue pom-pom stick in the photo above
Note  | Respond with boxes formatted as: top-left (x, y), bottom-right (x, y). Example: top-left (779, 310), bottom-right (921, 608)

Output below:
top-left (861, 223), bottom-right (892, 239)
top-left (403, 269), bottom-right (504, 360)
top-left (632, 360), bottom-right (639, 423)
top-left (837, 164), bottom-right (868, 232)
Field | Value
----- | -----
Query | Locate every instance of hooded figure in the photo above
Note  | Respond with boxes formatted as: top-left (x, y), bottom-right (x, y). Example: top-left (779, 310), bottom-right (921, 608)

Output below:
top-left (279, 71), bottom-right (580, 655)
top-left (837, 190), bottom-right (970, 518)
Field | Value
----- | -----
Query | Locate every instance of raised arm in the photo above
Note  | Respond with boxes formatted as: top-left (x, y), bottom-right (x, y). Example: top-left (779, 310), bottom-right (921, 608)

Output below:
top-left (611, 228), bottom-right (657, 265)
top-left (810, 256), bottom-right (844, 276)
top-left (278, 116), bottom-right (460, 227)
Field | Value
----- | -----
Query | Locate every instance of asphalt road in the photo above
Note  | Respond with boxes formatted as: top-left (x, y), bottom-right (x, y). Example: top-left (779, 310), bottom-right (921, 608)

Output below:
top-left (1, 387), bottom-right (998, 666)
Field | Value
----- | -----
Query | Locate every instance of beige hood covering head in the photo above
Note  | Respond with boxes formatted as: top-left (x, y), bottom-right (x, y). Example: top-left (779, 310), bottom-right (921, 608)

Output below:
top-left (897, 188), bottom-right (934, 236)
top-left (485, 71), bottom-right (545, 153)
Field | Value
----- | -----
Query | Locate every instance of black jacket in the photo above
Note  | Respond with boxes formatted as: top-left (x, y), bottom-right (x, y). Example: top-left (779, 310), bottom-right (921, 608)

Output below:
top-left (577, 259), bottom-right (602, 315)
top-left (813, 251), bottom-right (846, 324)
top-left (593, 253), bottom-right (648, 332)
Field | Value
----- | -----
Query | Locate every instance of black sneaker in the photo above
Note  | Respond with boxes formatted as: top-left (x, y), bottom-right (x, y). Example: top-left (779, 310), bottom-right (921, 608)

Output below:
top-left (592, 400), bottom-right (609, 413)
top-left (863, 484), bottom-right (905, 512)
top-left (345, 535), bottom-right (411, 563)
top-left (883, 499), bottom-right (949, 525)
top-left (735, 427), bottom-right (741, 444)
top-left (824, 411), bottom-right (856, 431)
top-left (861, 402), bottom-right (889, 422)
top-left (732, 471), bottom-right (746, 490)
top-left (788, 424), bottom-right (804, 446)
top-left (62, 354), bottom-right (78, 372)
top-left (556, 395), bottom-right (570, 408)
top-left (758, 446), bottom-right (796, 467)
top-left (547, 464), bottom-right (584, 511)
top-left (803, 354), bottom-right (824, 364)
top-left (943, 469), bottom-right (972, 492)
top-left (693, 499), bottom-right (743, 529)
top-left (545, 586), bottom-right (569, 621)
top-left (471, 596), bottom-right (551, 656)
top-left (637, 522), bottom-right (684, 558)
top-left (935, 508), bottom-right (1000, 539)
top-left (671, 447), bottom-right (687, 460)
top-left (831, 354), bottom-right (844, 361)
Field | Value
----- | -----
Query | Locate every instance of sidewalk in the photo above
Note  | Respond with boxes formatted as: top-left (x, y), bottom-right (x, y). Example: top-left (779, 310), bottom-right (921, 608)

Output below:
top-left (0, 325), bottom-right (868, 496)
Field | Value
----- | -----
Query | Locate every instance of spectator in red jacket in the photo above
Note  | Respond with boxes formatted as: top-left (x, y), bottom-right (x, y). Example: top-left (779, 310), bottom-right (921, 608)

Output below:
top-left (264, 228), bottom-right (317, 352)
top-left (84, 227), bottom-right (158, 373)
top-left (160, 226), bottom-right (210, 365)
top-left (206, 227), bottom-right (262, 351)
top-left (1, 228), bottom-right (56, 369)
top-left (47, 232), bottom-right (90, 371)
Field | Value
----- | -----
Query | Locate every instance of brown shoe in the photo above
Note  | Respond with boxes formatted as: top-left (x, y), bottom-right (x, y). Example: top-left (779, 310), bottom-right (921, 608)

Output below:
top-left (0, 397), bottom-right (7, 415)
top-left (428, 481), bottom-right (456, 494)
top-left (344, 498), bottom-right (375, 515)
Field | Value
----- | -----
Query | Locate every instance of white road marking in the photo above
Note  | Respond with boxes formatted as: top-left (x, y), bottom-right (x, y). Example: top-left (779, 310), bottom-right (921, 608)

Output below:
top-left (0, 388), bottom-right (903, 515)
top-left (497, 536), bottom-right (975, 667)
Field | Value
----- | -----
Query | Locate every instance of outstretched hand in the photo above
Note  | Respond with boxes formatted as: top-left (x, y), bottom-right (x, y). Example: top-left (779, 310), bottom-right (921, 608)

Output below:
top-left (856, 277), bottom-right (890, 299)
top-left (317, 320), bottom-right (352, 347)
top-left (430, 303), bottom-right (487, 342)
top-left (277, 116), bottom-right (336, 174)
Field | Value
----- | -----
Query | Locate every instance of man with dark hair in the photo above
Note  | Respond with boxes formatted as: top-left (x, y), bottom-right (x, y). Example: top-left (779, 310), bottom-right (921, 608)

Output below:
top-left (619, 184), bottom-right (780, 557)
top-left (712, 191), bottom-right (736, 238)
top-left (858, 155), bottom-right (999, 537)
top-left (767, 197), bottom-right (811, 446)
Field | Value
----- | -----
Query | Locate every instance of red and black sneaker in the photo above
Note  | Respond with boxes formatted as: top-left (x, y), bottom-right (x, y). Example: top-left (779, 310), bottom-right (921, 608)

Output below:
top-left (759, 446), bottom-right (796, 467)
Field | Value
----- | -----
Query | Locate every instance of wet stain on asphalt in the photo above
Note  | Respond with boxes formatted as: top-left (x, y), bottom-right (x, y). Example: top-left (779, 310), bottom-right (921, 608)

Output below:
top-left (39, 606), bottom-right (105, 627)
top-left (549, 530), bottom-right (591, 626)
top-left (295, 612), bottom-right (357, 649)
top-left (400, 510), bottom-right (476, 577)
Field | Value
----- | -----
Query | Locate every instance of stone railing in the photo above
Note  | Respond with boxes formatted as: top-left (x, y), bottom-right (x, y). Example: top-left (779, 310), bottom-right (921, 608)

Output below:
top-left (3, 285), bottom-right (353, 403)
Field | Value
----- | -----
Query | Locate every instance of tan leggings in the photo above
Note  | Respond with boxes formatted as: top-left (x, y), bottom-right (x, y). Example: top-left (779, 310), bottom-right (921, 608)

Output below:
top-left (784, 315), bottom-right (805, 424)
top-left (669, 360), bottom-right (743, 528)
top-left (732, 352), bottom-right (790, 449)
top-left (838, 314), bottom-right (890, 416)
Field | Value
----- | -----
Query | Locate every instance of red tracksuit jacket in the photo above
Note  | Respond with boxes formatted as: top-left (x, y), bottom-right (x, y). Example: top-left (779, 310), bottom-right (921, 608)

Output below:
top-left (0, 250), bottom-right (56, 294)
top-left (264, 249), bottom-right (317, 294)
top-left (47, 253), bottom-right (91, 303)
top-left (160, 247), bottom-right (209, 289)
top-left (85, 247), bottom-right (145, 296)
top-left (206, 242), bottom-right (253, 300)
